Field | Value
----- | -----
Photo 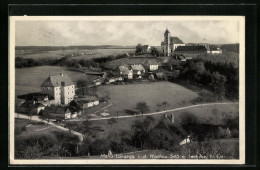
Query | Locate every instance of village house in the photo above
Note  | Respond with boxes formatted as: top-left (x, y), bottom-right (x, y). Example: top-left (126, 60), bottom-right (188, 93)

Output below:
top-left (130, 64), bottom-right (145, 79)
top-left (41, 105), bottom-right (72, 120)
top-left (17, 101), bottom-right (46, 115)
top-left (141, 45), bottom-right (151, 53)
top-left (119, 65), bottom-right (133, 79)
top-left (207, 46), bottom-right (222, 54)
top-left (41, 73), bottom-right (75, 105)
top-left (145, 59), bottom-right (159, 71)
top-left (70, 95), bottom-right (100, 109)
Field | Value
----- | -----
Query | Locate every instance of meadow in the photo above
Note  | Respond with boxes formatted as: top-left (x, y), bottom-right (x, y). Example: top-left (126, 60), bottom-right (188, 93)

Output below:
top-left (97, 81), bottom-right (199, 115)
top-left (15, 66), bottom-right (98, 105)
top-left (16, 48), bottom-right (135, 60)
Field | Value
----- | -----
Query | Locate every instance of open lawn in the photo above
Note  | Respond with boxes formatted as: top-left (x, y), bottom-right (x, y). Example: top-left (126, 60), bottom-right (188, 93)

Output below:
top-left (97, 81), bottom-right (199, 116)
top-left (15, 66), bottom-right (98, 105)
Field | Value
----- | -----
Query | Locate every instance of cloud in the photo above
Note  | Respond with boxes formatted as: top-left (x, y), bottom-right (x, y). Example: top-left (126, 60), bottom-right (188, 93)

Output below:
top-left (15, 20), bottom-right (239, 46)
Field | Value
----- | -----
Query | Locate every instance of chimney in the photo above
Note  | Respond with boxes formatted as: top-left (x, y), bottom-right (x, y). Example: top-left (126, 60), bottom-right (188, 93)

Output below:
top-left (60, 73), bottom-right (63, 77)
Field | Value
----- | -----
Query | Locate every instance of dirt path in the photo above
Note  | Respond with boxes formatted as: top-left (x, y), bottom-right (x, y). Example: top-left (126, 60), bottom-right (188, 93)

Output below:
top-left (15, 113), bottom-right (84, 143)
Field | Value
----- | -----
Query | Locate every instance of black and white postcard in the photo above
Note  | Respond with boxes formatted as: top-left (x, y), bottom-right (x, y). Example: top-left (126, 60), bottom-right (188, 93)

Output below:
top-left (9, 16), bottom-right (245, 165)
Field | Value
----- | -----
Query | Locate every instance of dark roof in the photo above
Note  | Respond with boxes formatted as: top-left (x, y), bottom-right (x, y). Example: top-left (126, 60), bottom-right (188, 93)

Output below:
top-left (17, 93), bottom-right (53, 100)
top-left (209, 45), bottom-right (218, 51)
top-left (175, 45), bottom-right (207, 52)
top-left (164, 29), bottom-right (170, 34)
top-left (142, 45), bottom-right (150, 49)
top-left (34, 103), bottom-right (45, 107)
top-left (43, 106), bottom-right (70, 115)
top-left (170, 37), bottom-right (184, 44)
top-left (41, 73), bottom-right (74, 87)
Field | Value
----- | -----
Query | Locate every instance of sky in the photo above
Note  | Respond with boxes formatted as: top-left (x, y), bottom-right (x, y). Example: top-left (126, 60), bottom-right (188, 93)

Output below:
top-left (15, 20), bottom-right (240, 46)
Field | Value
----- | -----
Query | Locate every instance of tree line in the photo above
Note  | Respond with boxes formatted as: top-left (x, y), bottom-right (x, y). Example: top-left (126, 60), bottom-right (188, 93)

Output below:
top-left (173, 59), bottom-right (239, 100)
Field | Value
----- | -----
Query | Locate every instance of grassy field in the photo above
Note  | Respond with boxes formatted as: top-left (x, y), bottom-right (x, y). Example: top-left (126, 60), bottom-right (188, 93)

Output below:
top-left (97, 81), bottom-right (199, 115)
top-left (89, 102), bottom-right (238, 139)
top-left (16, 48), bottom-right (135, 60)
top-left (15, 66), bottom-right (98, 105)
top-left (15, 118), bottom-right (64, 137)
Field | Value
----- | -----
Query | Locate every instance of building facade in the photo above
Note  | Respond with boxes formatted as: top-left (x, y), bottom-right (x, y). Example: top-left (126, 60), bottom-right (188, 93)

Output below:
top-left (161, 29), bottom-right (185, 56)
top-left (41, 73), bottom-right (75, 105)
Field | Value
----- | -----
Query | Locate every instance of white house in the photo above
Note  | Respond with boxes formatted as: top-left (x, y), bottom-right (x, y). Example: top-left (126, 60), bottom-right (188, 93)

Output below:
top-left (145, 60), bottom-right (159, 71)
top-left (41, 73), bottom-right (75, 105)
top-left (207, 47), bottom-right (222, 54)
top-left (119, 65), bottom-right (133, 79)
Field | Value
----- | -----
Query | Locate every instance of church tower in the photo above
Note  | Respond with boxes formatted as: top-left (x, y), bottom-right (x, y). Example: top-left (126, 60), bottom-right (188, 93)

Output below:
top-left (163, 29), bottom-right (171, 56)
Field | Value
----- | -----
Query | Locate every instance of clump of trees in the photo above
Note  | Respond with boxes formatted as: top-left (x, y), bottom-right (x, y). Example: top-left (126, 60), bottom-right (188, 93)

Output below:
top-left (136, 102), bottom-right (150, 116)
top-left (15, 132), bottom-right (80, 159)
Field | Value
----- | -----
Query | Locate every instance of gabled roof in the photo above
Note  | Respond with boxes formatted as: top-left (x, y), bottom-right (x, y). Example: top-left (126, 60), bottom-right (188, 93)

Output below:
top-left (17, 93), bottom-right (54, 100)
top-left (131, 64), bottom-right (145, 71)
top-left (142, 45), bottom-right (150, 50)
top-left (170, 37), bottom-right (184, 44)
top-left (119, 65), bottom-right (132, 75)
top-left (44, 106), bottom-right (70, 115)
top-left (41, 73), bottom-right (74, 87)
top-left (145, 59), bottom-right (158, 65)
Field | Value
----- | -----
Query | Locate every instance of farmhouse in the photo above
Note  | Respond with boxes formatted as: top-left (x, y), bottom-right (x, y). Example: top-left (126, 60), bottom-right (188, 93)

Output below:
top-left (17, 101), bottom-right (46, 115)
top-left (119, 65), bottom-right (133, 79)
top-left (161, 29), bottom-right (185, 56)
top-left (42, 106), bottom-right (72, 120)
top-left (70, 95), bottom-right (100, 109)
top-left (145, 59), bottom-right (159, 71)
top-left (141, 45), bottom-right (151, 53)
top-left (131, 64), bottom-right (145, 78)
top-left (207, 46), bottom-right (222, 54)
top-left (41, 73), bottom-right (75, 105)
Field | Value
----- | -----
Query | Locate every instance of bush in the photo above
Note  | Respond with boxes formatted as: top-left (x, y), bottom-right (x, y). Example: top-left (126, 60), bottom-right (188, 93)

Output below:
top-left (89, 139), bottom-right (111, 155)
top-left (110, 141), bottom-right (136, 154)
top-left (180, 112), bottom-right (198, 126)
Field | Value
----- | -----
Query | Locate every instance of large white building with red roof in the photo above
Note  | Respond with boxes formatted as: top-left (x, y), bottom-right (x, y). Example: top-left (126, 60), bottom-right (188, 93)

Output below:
top-left (41, 73), bottom-right (75, 105)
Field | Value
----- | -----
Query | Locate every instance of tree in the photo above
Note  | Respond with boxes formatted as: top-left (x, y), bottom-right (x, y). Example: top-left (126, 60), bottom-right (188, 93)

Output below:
top-left (131, 116), bottom-right (155, 149)
top-left (162, 101), bottom-right (169, 109)
top-left (135, 43), bottom-right (143, 54)
top-left (108, 118), bottom-right (117, 127)
top-left (136, 102), bottom-right (150, 116)
top-left (151, 47), bottom-right (159, 56)
top-left (77, 79), bottom-right (88, 96)
top-left (211, 72), bottom-right (227, 99)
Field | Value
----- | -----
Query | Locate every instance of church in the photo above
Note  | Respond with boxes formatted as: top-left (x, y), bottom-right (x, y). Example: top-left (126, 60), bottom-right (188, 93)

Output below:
top-left (161, 29), bottom-right (185, 56)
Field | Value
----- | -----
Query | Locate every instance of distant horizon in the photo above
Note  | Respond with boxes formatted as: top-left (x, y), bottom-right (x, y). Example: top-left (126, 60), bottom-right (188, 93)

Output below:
top-left (15, 20), bottom-right (240, 46)
top-left (15, 42), bottom-right (239, 47)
